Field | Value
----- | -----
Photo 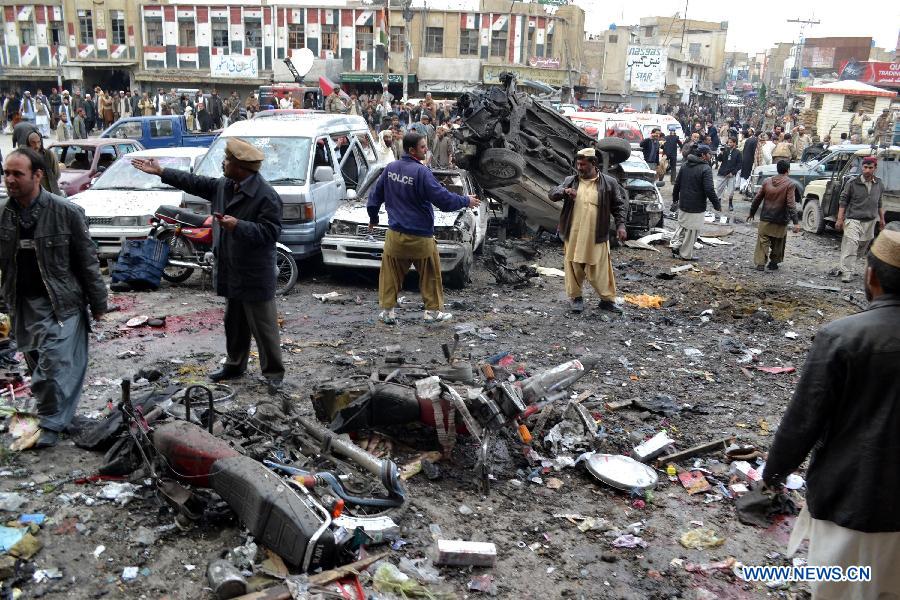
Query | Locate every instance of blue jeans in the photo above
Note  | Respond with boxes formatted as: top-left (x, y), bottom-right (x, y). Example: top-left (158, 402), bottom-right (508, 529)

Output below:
top-left (15, 296), bottom-right (89, 432)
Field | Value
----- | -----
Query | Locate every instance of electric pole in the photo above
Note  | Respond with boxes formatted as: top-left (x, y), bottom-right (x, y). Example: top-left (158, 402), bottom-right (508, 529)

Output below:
top-left (787, 17), bottom-right (820, 93)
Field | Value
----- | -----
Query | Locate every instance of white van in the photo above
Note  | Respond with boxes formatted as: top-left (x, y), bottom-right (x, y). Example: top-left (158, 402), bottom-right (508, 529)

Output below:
top-left (182, 113), bottom-right (385, 259)
top-left (569, 112), bottom-right (685, 145)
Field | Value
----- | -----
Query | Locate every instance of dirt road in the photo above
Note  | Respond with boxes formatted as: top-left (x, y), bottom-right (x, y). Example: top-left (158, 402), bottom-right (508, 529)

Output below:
top-left (0, 188), bottom-right (859, 599)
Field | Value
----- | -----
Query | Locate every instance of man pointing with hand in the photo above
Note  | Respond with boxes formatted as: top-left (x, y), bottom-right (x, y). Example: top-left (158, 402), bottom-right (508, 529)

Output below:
top-left (131, 138), bottom-right (286, 394)
top-left (367, 131), bottom-right (479, 324)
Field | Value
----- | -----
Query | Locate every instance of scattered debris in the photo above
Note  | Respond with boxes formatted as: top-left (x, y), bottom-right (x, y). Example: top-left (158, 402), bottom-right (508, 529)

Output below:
top-left (753, 366), bottom-right (796, 374)
top-left (436, 540), bottom-right (498, 567)
top-left (679, 528), bottom-right (725, 549)
top-left (623, 294), bottom-right (666, 309)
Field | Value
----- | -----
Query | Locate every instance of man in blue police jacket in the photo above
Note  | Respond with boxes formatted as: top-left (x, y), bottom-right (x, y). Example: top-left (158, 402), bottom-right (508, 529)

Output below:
top-left (367, 131), bottom-right (480, 324)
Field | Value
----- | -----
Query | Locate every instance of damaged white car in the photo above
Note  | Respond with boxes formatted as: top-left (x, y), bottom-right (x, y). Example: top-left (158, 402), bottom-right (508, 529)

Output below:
top-left (321, 167), bottom-right (490, 288)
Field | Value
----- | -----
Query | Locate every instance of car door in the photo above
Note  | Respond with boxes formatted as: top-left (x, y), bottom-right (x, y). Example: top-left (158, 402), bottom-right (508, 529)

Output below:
top-left (148, 118), bottom-right (176, 148)
top-left (310, 136), bottom-right (345, 239)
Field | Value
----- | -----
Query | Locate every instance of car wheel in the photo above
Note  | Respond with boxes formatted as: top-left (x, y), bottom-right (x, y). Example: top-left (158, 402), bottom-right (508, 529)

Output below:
top-left (596, 137), bottom-right (632, 165)
top-left (159, 232), bottom-right (195, 283)
top-left (802, 198), bottom-right (825, 234)
top-left (478, 148), bottom-right (525, 183)
top-left (444, 248), bottom-right (473, 289)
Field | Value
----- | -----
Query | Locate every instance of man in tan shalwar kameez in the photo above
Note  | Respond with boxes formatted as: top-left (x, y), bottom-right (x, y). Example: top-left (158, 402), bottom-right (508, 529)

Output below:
top-left (549, 147), bottom-right (628, 314)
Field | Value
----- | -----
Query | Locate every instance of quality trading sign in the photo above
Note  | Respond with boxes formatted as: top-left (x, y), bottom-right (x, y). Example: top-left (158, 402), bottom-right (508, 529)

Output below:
top-left (627, 46), bottom-right (667, 92)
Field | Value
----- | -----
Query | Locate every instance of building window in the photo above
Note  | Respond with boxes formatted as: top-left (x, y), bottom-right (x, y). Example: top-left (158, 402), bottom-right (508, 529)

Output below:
top-left (321, 24), bottom-right (338, 52)
top-left (643, 26), bottom-right (654, 38)
top-left (49, 21), bottom-right (62, 45)
top-left (111, 11), bottom-right (126, 45)
top-left (608, 34), bottom-right (618, 44)
top-left (425, 27), bottom-right (443, 55)
top-left (527, 27), bottom-right (534, 56)
top-left (78, 10), bottom-right (94, 45)
top-left (810, 93), bottom-right (823, 110)
top-left (390, 26), bottom-right (404, 54)
top-left (689, 42), bottom-right (701, 59)
top-left (490, 29), bottom-right (506, 57)
top-left (842, 95), bottom-right (875, 113)
top-left (355, 25), bottom-right (373, 52)
top-left (288, 23), bottom-right (305, 50)
top-left (459, 28), bottom-right (478, 56)
top-left (211, 17), bottom-right (228, 48)
top-left (178, 18), bottom-right (195, 47)
top-left (245, 18), bottom-right (261, 48)
top-left (19, 21), bottom-right (34, 46)
top-left (145, 17), bottom-right (163, 46)
top-left (545, 32), bottom-right (553, 57)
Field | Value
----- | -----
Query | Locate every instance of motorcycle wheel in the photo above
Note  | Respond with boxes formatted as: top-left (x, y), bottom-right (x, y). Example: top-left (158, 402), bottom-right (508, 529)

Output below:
top-left (159, 231), bottom-right (195, 284)
top-left (275, 247), bottom-right (298, 295)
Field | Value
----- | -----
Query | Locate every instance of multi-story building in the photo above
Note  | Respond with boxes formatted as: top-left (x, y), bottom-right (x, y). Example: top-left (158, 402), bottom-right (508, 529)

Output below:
top-left (0, 0), bottom-right (587, 100)
top-left (0, 0), bottom-right (139, 92)
top-left (636, 16), bottom-right (728, 92)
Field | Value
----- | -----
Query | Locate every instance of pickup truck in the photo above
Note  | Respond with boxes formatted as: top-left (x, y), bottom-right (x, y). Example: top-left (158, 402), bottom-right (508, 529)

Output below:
top-left (800, 147), bottom-right (900, 234)
top-left (100, 115), bottom-right (218, 149)
top-left (750, 144), bottom-right (870, 196)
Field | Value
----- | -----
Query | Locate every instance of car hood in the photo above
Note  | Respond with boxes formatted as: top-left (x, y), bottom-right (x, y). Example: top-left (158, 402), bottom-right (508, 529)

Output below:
top-left (70, 189), bottom-right (182, 217)
top-left (59, 169), bottom-right (89, 184)
top-left (330, 201), bottom-right (463, 228)
top-left (757, 163), bottom-right (814, 177)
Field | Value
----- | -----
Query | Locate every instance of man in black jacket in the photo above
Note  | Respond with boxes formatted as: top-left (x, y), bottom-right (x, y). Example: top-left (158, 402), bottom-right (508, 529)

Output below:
top-left (132, 138), bottom-right (286, 393)
top-left (662, 126), bottom-right (682, 184)
top-left (208, 89), bottom-right (224, 129)
top-left (670, 144), bottom-right (721, 260)
top-left (639, 128), bottom-right (661, 175)
top-left (763, 228), bottom-right (900, 598)
top-left (716, 137), bottom-right (742, 210)
top-left (0, 148), bottom-right (108, 448)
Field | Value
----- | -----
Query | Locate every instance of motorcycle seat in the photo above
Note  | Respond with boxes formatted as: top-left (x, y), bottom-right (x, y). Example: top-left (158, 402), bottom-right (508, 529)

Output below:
top-left (156, 205), bottom-right (210, 227)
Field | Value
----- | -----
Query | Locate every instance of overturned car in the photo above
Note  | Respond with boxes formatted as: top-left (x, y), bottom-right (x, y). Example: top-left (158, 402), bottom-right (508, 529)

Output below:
top-left (451, 72), bottom-right (636, 234)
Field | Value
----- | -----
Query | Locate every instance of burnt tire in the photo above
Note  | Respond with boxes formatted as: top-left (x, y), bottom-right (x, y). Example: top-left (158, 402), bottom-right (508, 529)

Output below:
top-left (478, 148), bottom-right (525, 184)
top-left (596, 137), bottom-right (632, 165)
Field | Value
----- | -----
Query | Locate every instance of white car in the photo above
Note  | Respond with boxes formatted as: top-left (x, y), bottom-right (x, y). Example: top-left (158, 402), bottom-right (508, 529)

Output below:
top-left (70, 147), bottom-right (207, 258)
top-left (321, 167), bottom-right (489, 288)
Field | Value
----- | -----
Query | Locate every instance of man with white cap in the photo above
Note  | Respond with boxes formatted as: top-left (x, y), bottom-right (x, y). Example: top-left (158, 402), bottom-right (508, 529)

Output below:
top-left (763, 227), bottom-right (900, 599)
top-left (131, 138), bottom-right (286, 394)
top-left (548, 147), bottom-right (627, 314)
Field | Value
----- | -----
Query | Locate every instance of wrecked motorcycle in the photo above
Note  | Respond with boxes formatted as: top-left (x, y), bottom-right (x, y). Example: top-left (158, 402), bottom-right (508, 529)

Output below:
top-left (88, 380), bottom-right (407, 573)
top-left (314, 356), bottom-right (598, 495)
top-left (149, 205), bottom-right (299, 295)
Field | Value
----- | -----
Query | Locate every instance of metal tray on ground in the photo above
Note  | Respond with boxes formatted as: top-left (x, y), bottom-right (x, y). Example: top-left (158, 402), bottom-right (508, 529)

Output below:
top-left (584, 453), bottom-right (658, 491)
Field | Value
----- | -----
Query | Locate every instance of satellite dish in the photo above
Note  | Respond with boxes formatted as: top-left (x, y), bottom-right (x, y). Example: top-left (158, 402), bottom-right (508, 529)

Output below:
top-left (293, 48), bottom-right (315, 79)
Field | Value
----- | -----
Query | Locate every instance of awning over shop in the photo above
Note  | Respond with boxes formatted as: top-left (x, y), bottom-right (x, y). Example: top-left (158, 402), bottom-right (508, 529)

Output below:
top-left (133, 70), bottom-right (266, 85)
top-left (340, 73), bottom-right (416, 84)
top-left (0, 68), bottom-right (62, 80)
top-left (63, 61), bottom-right (138, 68)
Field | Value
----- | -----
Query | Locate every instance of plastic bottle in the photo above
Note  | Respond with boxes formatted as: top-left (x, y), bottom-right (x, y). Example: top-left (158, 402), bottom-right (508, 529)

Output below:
top-left (519, 357), bottom-right (598, 404)
top-left (666, 464), bottom-right (677, 478)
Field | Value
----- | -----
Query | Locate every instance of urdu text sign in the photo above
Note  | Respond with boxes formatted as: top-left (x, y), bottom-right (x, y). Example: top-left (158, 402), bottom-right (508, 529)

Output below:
top-left (627, 46), bottom-right (667, 92)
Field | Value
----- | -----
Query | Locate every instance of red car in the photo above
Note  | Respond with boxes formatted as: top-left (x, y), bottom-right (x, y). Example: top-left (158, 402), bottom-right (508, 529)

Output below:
top-left (49, 138), bottom-right (144, 197)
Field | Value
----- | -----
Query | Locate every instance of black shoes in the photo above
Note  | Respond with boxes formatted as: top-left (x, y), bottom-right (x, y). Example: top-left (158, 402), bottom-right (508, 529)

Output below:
top-left (756, 265), bottom-right (765, 271)
top-left (209, 367), bottom-right (245, 382)
top-left (569, 297), bottom-right (584, 314)
top-left (767, 262), bottom-right (779, 271)
top-left (266, 379), bottom-right (283, 396)
top-left (598, 300), bottom-right (623, 314)
top-left (34, 429), bottom-right (59, 449)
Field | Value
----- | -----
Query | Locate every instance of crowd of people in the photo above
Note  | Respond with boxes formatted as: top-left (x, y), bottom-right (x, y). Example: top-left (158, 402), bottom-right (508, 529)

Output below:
top-left (1, 86), bottom-right (254, 140)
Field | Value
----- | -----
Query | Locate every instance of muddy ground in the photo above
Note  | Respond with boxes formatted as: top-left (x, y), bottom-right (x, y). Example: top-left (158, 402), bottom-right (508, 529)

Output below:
top-left (0, 187), bottom-right (863, 599)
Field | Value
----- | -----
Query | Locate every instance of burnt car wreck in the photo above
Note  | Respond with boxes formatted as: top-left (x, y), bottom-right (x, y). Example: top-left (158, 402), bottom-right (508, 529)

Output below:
top-left (451, 72), bottom-right (642, 234)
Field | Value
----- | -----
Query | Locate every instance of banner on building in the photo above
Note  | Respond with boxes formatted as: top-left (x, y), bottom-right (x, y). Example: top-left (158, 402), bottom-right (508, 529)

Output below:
top-left (210, 53), bottom-right (258, 79)
top-left (839, 60), bottom-right (900, 87)
top-left (801, 47), bottom-right (836, 69)
top-left (528, 56), bottom-right (560, 69)
top-left (626, 45), bottom-right (666, 92)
